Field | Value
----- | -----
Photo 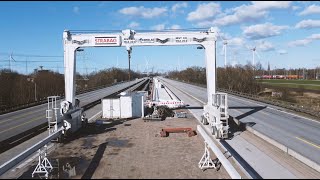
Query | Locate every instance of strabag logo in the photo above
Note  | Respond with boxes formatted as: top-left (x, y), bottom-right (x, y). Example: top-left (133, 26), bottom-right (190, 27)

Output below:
top-left (95, 37), bottom-right (118, 44)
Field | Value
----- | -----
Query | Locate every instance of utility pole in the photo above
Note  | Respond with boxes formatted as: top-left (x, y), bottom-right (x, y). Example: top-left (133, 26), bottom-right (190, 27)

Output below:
top-left (27, 77), bottom-right (37, 101)
top-left (25, 56), bottom-right (28, 74)
top-left (34, 82), bottom-right (37, 101)
top-left (126, 46), bottom-right (132, 81)
top-left (9, 57), bottom-right (11, 71)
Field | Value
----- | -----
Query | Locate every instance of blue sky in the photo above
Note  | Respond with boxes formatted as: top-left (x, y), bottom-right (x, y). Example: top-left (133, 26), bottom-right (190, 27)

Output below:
top-left (0, 1), bottom-right (319, 75)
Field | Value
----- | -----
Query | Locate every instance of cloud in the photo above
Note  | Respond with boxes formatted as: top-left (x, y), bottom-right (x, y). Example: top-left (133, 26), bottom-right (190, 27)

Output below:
top-left (243, 23), bottom-right (289, 40)
top-left (170, 24), bottom-right (181, 30)
top-left (73, 6), bottom-right (80, 14)
top-left (128, 21), bottom-right (139, 28)
top-left (288, 33), bottom-right (320, 47)
top-left (208, 26), bottom-right (230, 40)
top-left (292, 6), bottom-right (300, 11)
top-left (308, 33), bottom-right (320, 40)
top-left (187, 2), bottom-right (221, 21)
top-left (119, 6), bottom-right (167, 19)
top-left (278, 49), bottom-right (288, 55)
top-left (288, 39), bottom-right (312, 47)
top-left (256, 40), bottom-right (275, 52)
top-left (172, 2), bottom-right (188, 13)
top-left (227, 37), bottom-right (245, 46)
top-left (251, 1), bottom-right (292, 9)
top-left (151, 24), bottom-right (166, 31)
top-left (299, 4), bottom-right (320, 15)
top-left (295, 19), bottom-right (320, 29)
top-left (213, 8), bottom-right (266, 26)
top-left (212, 1), bottom-right (292, 26)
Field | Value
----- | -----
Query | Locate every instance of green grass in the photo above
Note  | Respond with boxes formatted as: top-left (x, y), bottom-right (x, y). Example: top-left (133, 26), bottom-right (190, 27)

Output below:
top-left (257, 79), bottom-right (320, 91)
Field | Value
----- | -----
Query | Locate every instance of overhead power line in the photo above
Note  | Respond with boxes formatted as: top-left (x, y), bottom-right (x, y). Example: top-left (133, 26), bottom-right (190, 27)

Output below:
top-left (0, 52), bottom-right (63, 58)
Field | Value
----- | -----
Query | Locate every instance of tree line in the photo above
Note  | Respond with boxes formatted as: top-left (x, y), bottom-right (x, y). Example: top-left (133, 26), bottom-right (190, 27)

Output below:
top-left (167, 64), bottom-right (263, 94)
top-left (0, 68), bottom-right (145, 110)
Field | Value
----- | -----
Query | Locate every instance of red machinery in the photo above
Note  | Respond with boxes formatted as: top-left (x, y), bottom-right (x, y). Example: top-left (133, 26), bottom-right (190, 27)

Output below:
top-left (160, 127), bottom-right (197, 137)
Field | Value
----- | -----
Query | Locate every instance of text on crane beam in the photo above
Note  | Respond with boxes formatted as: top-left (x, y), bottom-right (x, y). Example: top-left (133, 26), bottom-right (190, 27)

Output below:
top-left (95, 37), bottom-right (118, 44)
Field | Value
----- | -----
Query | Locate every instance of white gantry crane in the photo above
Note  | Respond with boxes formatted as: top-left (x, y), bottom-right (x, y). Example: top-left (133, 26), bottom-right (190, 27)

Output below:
top-left (0, 27), bottom-right (237, 178)
top-left (61, 27), bottom-right (229, 139)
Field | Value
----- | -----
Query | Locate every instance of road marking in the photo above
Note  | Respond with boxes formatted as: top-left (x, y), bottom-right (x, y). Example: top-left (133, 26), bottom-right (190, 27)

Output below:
top-left (0, 118), bottom-right (13, 124)
top-left (88, 111), bottom-right (102, 122)
top-left (0, 116), bottom-right (45, 134)
top-left (0, 108), bottom-right (44, 125)
top-left (162, 80), bottom-right (205, 105)
top-left (166, 78), bottom-right (320, 125)
top-left (227, 95), bottom-right (320, 124)
top-left (296, 137), bottom-right (320, 149)
top-left (9, 131), bottom-right (35, 144)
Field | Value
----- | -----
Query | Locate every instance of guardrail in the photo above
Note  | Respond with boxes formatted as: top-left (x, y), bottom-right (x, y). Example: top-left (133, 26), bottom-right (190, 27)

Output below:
top-left (0, 128), bottom-right (63, 176)
top-left (230, 116), bottom-right (320, 173)
top-left (197, 125), bottom-right (242, 179)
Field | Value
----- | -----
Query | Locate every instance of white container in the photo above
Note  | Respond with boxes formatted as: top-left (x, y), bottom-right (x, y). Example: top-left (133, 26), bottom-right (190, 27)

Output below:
top-left (102, 92), bottom-right (147, 119)
top-left (120, 93), bottom-right (144, 118)
top-left (102, 98), bottom-right (121, 118)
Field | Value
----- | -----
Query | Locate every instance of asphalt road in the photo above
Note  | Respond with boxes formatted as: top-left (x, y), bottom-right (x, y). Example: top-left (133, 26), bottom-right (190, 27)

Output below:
top-left (0, 78), bottom-right (146, 143)
top-left (160, 77), bottom-right (320, 166)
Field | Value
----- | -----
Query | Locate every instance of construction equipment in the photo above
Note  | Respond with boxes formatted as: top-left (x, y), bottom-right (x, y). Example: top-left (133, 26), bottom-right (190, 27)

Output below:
top-left (160, 127), bottom-right (197, 137)
top-left (61, 27), bottom-right (228, 138)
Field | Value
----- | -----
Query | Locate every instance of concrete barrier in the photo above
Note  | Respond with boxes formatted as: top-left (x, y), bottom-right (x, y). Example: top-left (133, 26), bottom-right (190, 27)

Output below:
top-left (197, 125), bottom-right (242, 179)
top-left (232, 116), bottom-right (320, 173)
top-left (0, 129), bottom-right (62, 176)
top-left (245, 126), bottom-right (288, 153)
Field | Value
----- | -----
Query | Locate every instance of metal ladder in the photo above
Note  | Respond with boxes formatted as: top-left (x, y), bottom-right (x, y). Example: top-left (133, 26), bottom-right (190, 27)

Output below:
top-left (213, 93), bottom-right (229, 139)
top-left (46, 96), bottom-right (60, 139)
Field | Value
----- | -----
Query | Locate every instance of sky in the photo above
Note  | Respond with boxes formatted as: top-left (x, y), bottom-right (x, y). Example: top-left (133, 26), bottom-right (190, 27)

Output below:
top-left (0, 1), bottom-right (319, 75)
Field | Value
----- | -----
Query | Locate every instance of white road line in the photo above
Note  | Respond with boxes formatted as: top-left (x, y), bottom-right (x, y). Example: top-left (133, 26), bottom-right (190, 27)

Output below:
top-left (228, 95), bottom-right (320, 124)
top-left (168, 79), bottom-right (320, 125)
top-left (88, 111), bottom-right (102, 122)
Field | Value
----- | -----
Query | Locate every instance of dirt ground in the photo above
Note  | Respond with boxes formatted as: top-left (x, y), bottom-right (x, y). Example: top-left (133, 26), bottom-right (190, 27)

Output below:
top-left (21, 110), bottom-right (230, 179)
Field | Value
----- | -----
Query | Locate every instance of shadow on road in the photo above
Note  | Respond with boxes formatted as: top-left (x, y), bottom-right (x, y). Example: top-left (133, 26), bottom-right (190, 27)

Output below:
top-left (229, 106), bottom-right (266, 120)
top-left (227, 116), bottom-right (256, 140)
top-left (182, 106), bottom-right (203, 110)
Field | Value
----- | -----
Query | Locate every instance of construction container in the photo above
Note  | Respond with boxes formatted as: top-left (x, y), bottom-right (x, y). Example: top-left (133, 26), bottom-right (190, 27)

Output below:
top-left (102, 91), bottom-right (147, 119)
top-left (120, 92), bottom-right (147, 118)
top-left (102, 98), bottom-right (121, 119)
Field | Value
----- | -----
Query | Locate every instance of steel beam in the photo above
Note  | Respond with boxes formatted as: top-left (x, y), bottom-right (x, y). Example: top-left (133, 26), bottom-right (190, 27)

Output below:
top-left (197, 125), bottom-right (241, 179)
top-left (0, 128), bottom-right (62, 176)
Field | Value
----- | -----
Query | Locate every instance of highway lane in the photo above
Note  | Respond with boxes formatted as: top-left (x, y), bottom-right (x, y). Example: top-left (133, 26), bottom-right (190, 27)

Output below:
top-left (160, 77), bottom-right (320, 166)
top-left (0, 78), bottom-right (146, 142)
